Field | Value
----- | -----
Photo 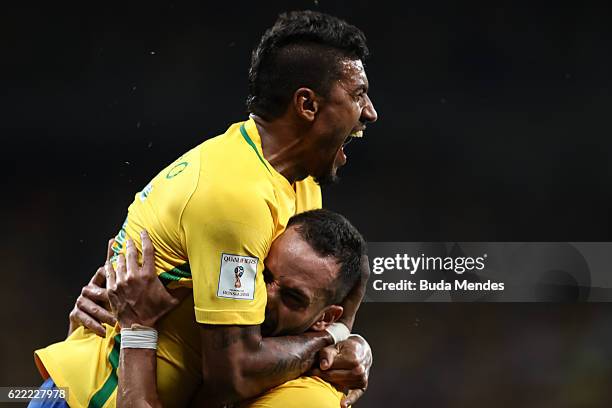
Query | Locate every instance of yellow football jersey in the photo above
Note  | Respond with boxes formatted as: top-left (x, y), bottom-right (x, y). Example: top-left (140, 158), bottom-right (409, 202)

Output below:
top-left (243, 376), bottom-right (345, 408)
top-left (35, 118), bottom-right (322, 408)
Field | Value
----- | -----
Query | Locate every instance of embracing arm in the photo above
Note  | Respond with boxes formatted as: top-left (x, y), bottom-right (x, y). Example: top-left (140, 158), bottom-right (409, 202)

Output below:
top-left (199, 324), bottom-right (333, 406)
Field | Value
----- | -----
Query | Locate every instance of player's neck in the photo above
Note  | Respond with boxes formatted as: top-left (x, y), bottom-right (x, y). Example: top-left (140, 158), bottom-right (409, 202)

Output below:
top-left (252, 115), bottom-right (309, 184)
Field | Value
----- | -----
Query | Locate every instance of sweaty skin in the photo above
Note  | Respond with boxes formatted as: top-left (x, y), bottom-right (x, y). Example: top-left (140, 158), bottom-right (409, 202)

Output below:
top-left (254, 58), bottom-right (377, 186)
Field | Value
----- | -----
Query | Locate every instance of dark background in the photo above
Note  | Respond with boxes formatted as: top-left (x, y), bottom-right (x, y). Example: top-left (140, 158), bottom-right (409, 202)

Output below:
top-left (3, 1), bottom-right (612, 406)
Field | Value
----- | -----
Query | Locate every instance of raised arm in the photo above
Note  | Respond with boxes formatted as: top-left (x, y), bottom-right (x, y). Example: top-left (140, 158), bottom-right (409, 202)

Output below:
top-left (105, 232), bottom-right (187, 408)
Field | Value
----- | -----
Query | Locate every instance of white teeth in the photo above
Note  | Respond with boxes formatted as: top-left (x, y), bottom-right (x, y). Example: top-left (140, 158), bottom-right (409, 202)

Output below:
top-left (350, 130), bottom-right (364, 138)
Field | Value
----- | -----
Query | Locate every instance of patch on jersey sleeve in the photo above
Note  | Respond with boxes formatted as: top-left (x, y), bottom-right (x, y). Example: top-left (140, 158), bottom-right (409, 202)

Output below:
top-left (217, 253), bottom-right (258, 300)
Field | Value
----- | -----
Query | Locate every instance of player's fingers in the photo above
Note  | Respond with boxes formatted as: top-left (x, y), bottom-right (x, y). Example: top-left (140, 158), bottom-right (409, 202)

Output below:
top-left (90, 305), bottom-right (117, 327)
top-left (125, 239), bottom-right (138, 279)
top-left (106, 238), bottom-right (115, 262)
top-left (341, 389), bottom-right (365, 408)
top-left (81, 284), bottom-right (109, 305)
top-left (319, 345), bottom-right (340, 370)
top-left (105, 260), bottom-right (117, 289)
top-left (320, 346), bottom-right (363, 370)
top-left (90, 265), bottom-right (107, 287)
top-left (140, 230), bottom-right (154, 275)
top-left (77, 294), bottom-right (116, 327)
top-left (115, 254), bottom-right (127, 284)
top-left (70, 308), bottom-right (106, 338)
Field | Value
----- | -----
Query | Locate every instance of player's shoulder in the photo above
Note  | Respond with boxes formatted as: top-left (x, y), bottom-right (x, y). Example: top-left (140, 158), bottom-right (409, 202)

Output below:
top-left (199, 120), bottom-right (250, 156)
top-left (156, 120), bottom-right (270, 190)
top-left (184, 132), bottom-right (278, 227)
top-left (196, 122), bottom-right (278, 199)
top-left (187, 170), bottom-right (276, 227)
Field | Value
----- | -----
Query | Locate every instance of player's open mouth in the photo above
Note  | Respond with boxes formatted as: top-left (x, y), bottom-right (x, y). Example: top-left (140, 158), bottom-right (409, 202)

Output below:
top-left (338, 127), bottom-right (365, 165)
top-left (342, 128), bottom-right (365, 149)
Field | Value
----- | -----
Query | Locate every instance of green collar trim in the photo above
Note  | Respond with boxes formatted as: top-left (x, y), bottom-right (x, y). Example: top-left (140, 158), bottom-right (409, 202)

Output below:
top-left (240, 123), bottom-right (271, 174)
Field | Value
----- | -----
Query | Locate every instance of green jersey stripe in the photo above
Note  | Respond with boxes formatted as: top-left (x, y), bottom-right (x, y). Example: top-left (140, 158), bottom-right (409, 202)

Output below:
top-left (240, 123), bottom-right (271, 174)
top-left (87, 334), bottom-right (121, 408)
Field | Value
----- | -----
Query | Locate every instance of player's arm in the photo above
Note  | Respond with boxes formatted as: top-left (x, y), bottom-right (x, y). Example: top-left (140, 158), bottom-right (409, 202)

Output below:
top-left (198, 324), bottom-right (333, 406)
top-left (105, 232), bottom-right (186, 408)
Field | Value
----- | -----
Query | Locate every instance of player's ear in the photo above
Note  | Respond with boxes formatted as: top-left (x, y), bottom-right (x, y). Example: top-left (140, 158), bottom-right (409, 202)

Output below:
top-left (310, 305), bottom-right (343, 332)
top-left (293, 87), bottom-right (319, 122)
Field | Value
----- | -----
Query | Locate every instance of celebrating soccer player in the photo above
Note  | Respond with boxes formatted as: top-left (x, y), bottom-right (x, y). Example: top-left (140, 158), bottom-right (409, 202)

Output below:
top-left (32, 10), bottom-right (377, 408)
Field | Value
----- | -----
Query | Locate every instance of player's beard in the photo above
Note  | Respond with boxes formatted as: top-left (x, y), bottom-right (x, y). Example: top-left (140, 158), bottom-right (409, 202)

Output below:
top-left (314, 146), bottom-right (344, 185)
top-left (314, 171), bottom-right (340, 186)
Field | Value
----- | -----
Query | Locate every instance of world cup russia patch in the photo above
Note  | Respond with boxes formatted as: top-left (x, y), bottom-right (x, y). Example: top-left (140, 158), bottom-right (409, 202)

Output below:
top-left (217, 253), bottom-right (258, 300)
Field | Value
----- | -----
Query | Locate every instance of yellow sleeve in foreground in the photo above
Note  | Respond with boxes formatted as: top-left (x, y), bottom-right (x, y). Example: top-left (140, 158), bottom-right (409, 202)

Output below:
top-left (243, 376), bottom-right (345, 408)
top-left (182, 173), bottom-right (274, 326)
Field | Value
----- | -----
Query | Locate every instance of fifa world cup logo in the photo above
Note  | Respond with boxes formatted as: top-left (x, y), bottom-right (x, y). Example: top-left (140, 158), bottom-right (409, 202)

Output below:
top-left (234, 266), bottom-right (244, 288)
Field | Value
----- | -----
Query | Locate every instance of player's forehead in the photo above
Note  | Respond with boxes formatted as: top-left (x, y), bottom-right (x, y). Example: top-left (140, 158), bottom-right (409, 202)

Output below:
top-left (337, 58), bottom-right (369, 91)
top-left (267, 227), bottom-right (339, 295)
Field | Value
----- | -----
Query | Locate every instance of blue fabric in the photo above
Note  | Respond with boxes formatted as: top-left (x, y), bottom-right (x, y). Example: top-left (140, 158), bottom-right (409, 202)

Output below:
top-left (27, 378), bottom-right (69, 408)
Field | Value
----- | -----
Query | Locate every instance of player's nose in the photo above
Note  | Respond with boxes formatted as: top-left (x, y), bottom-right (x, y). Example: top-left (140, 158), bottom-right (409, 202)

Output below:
top-left (362, 94), bottom-right (378, 123)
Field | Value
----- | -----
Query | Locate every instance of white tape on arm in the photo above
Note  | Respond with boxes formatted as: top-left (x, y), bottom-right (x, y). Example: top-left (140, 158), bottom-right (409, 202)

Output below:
top-left (120, 325), bottom-right (158, 350)
top-left (325, 322), bottom-right (350, 344)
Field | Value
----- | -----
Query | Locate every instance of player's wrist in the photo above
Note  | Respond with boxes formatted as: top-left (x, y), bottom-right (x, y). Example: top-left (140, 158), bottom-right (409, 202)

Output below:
top-left (118, 316), bottom-right (152, 330)
top-left (325, 322), bottom-right (351, 345)
top-left (120, 324), bottom-right (158, 350)
top-left (117, 310), bottom-right (163, 329)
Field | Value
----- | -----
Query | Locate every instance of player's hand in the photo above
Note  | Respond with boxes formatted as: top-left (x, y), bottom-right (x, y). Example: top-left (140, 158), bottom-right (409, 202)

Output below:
top-left (68, 239), bottom-right (117, 337)
top-left (308, 334), bottom-right (372, 407)
top-left (105, 230), bottom-right (189, 329)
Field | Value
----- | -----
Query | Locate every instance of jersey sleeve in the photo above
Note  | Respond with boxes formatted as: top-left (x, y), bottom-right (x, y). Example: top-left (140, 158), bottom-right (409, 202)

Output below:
top-left (181, 178), bottom-right (275, 325)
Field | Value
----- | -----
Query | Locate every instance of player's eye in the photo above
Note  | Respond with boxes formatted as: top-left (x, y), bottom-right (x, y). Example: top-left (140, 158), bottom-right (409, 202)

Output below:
top-left (263, 268), bottom-right (273, 284)
top-left (281, 290), bottom-right (307, 310)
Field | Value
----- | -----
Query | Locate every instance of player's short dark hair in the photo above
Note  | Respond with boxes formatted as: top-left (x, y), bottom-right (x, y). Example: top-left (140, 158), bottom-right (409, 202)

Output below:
top-left (288, 209), bottom-right (366, 305)
top-left (247, 10), bottom-right (369, 120)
